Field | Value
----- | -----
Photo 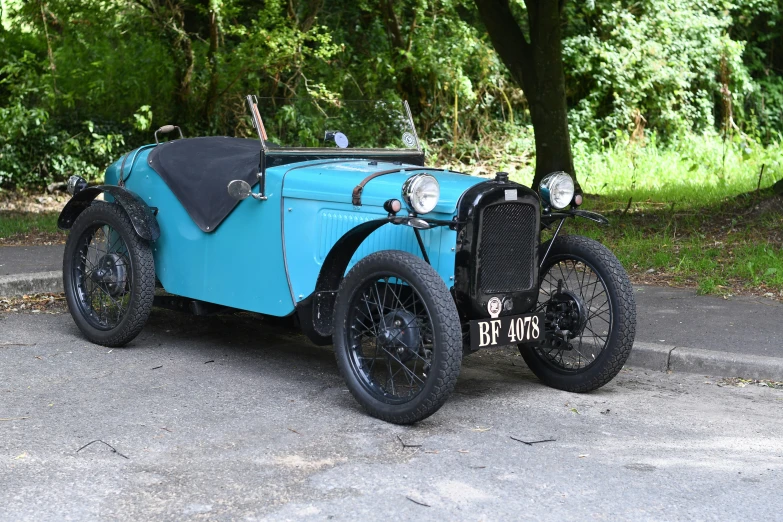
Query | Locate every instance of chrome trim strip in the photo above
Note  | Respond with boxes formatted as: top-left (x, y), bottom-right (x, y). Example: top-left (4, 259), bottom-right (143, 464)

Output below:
top-left (280, 166), bottom-right (298, 307)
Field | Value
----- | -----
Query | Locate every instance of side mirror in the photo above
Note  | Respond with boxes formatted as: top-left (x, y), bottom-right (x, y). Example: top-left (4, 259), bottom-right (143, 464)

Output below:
top-left (227, 180), bottom-right (252, 200)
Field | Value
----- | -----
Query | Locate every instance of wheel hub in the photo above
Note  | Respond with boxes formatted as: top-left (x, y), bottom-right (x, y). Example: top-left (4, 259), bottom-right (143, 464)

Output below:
top-left (543, 288), bottom-right (587, 350)
top-left (378, 310), bottom-right (420, 362)
top-left (89, 253), bottom-right (128, 297)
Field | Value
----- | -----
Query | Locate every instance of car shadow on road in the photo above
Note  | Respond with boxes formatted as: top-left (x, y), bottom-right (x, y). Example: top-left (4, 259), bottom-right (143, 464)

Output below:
top-left (133, 308), bottom-right (544, 410)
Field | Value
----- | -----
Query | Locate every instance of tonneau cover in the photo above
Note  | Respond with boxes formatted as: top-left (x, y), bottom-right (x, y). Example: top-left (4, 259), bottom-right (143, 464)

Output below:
top-left (147, 137), bottom-right (259, 232)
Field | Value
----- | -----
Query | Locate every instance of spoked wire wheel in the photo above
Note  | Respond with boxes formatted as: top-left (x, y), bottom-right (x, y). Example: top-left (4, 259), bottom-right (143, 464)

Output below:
top-left (72, 222), bottom-right (133, 330)
top-left (346, 275), bottom-right (434, 404)
top-left (334, 250), bottom-right (462, 424)
top-left (64, 202), bottom-right (155, 347)
top-left (519, 235), bottom-right (636, 392)
top-left (535, 257), bottom-right (611, 372)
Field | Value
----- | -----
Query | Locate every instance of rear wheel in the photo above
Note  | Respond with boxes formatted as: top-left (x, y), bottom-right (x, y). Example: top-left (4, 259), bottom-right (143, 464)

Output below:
top-left (63, 202), bottom-right (155, 347)
top-left (519, 235), bottom-right (636, 392)
top-left (333, 250), bottom-right (462, 424)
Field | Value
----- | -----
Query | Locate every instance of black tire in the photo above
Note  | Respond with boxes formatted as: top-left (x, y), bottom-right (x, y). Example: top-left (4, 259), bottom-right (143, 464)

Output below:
top-left (63, 202), bottom-right (155, 347)
top-left (519, 235), bottom-right (636, 392)
top-left (333, 250), bottom-right (462, 424)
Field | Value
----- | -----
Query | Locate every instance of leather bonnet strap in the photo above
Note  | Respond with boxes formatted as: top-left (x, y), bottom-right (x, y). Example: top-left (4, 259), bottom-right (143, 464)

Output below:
top-left (351, 167), bottom-right (445, 206)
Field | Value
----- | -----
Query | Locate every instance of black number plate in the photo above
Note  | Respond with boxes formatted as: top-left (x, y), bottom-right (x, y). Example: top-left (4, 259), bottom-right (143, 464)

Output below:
top-left (469, 312), bottom-right (544, 349)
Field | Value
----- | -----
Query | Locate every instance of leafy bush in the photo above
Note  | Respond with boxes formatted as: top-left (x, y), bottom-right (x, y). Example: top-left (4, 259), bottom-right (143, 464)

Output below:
top-left (564, 0), bottom-right (751, 143)
top-left (2, 0), bottom-right (783, 189)
top-left (0, 50), bottom-right (125, 187)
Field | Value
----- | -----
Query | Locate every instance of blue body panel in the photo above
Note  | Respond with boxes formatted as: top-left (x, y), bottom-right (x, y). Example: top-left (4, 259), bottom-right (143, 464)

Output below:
top-left (281, 160), bottom-right (484, 302)
top-left (106, 148), bottom-right (295, 316)
top-left (105, 150), bottom-right (484, 315)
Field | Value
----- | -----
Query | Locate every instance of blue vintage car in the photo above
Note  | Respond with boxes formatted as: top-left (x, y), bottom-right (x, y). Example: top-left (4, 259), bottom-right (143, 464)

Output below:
top-left (58, 97), bottom-right (636, 424)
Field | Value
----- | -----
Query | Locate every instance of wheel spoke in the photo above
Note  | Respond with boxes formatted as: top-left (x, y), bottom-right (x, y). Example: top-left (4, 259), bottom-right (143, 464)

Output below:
top-left (72, 222), bottom-right (135, 331)
top-left (346, 272), bottom-right (433, 402)
top-left (537, 258), bottom-right (612, 372)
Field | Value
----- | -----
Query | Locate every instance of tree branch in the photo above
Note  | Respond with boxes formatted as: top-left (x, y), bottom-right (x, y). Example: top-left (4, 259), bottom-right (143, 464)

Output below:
top-left (381, 0), bottom-right (406, 51)
top-left (473, 0), bottom-right (534, 91)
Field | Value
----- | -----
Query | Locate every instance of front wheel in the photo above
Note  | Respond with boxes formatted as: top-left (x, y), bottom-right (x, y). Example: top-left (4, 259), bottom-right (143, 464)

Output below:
top-left (333, 250), bottom-right (462, 424)
top-left (519, 235), bottom-right (636, 392)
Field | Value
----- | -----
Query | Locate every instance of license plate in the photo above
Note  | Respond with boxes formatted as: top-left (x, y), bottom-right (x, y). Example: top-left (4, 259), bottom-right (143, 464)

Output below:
top-left (469, 312), bottom-right (545, 349)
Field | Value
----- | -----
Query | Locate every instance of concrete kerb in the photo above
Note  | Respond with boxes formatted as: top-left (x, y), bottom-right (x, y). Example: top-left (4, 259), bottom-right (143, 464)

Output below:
top-left (1, 272), bottom-right (781, 382)
top-left (0, 271), bottom-right (63, 297)
top-left (627, 341), bottom-right (783, 382)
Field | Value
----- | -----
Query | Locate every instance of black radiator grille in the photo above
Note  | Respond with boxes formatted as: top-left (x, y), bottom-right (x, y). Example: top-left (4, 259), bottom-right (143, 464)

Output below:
top-left (477, 203), bottom-right (537, 293)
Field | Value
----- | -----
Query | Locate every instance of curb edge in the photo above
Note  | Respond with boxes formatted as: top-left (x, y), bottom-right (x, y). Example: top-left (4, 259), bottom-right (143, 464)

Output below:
top-left (0, 271), bottom-right (63, 297)
top-left (627, 341), bottom-right (783, 382)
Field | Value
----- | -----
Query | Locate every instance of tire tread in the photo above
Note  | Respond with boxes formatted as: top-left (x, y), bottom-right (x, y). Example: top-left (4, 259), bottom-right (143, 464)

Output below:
top-left (334, 250), bottom-right (462, 424)
top-left (522, 234), bottom-right (636, 392)
top-left (64, 202), bottom-right (155, 347)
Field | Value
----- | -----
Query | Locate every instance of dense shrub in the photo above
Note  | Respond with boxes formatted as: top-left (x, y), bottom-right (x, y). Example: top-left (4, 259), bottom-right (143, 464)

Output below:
top-left (1, 0), bottom-right (782, 188)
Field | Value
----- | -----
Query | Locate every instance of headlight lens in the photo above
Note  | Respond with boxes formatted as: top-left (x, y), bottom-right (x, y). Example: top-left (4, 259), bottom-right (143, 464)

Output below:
top-left (402, 174), bottom-right (440, 214)
top-left (539, 172), bottom-right (574, 210)
top-left (67, 175), bottom-right (88, 196)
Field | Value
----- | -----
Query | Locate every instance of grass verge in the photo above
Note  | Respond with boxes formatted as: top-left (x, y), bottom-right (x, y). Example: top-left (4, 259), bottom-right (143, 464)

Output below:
top-left (0, 212), bottom-right (65, 246)
top-left (558, 188), bottom-right (783, 298)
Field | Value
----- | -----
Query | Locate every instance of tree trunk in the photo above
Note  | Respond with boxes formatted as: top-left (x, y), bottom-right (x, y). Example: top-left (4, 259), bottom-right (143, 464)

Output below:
top-left (474, 0), bottom-right (580, 193)
top-left (173, 21), bottom-right (194, 123)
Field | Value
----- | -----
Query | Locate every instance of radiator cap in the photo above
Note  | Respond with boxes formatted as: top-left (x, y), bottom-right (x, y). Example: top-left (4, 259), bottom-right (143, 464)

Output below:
top-left (495, 171), bottom-right (509, 182)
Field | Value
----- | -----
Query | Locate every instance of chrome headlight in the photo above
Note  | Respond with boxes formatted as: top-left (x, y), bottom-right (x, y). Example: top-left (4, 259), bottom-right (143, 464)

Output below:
top-left (402, 174), bottom-right (440, 214)
top-left (539, 171), bottom-right (574, 210)
top-left (67, 175), bottom-right (88, 196)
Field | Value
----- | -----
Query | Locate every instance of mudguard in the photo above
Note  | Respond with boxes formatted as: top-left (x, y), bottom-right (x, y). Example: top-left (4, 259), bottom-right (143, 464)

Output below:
top-left (297, 218), bottom-right (391, 343)
top-left (541, 209), bottom-right (610, 226)
top-left (57, 185), bottom-right (161, 241)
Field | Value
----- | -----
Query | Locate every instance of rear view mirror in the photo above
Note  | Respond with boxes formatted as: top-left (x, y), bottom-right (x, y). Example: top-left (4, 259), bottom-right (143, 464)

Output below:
top-left (227, 180), bottom-right (252, 200)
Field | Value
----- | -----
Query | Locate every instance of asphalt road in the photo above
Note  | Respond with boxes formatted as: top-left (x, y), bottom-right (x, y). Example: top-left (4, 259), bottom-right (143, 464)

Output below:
top-left (0, 245), bottom-right (63, 276)
top-left (634, 285), bottom-right (783, 358)
top-left (1, 309), bottom-right (782, 521)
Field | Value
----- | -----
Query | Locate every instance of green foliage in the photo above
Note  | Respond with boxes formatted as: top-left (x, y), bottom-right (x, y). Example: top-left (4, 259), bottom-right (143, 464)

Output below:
top-left (570, 132), bottom-right (783, 206)
top-left (564, 0), bottom-right (751, 142)
top-left (0, 47), bottom-right (125, 186)
top-left (2, 0), bottom-right (783, 189)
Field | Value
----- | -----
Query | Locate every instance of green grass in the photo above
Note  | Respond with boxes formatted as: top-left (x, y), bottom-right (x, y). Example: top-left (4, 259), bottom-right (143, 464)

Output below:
top-left (574, 134), bottom-right (782, 206)
top-left (560, 190), bottom-right (783, 297)
top-left (527, 133), bottom-right (783, 297)
top-left (0, 212), bottom-right (63, 244)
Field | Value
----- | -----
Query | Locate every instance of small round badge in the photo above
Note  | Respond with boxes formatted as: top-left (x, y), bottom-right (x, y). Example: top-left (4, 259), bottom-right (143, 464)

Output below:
top-left (487, 297), bottom-right (502, 318)
top-left (402, 132), bottom-right (416, 148)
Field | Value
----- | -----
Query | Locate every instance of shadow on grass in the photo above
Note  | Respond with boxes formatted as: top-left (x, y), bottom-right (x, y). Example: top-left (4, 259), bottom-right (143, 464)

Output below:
top-left (565, 187), bottom-right (783, 296)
